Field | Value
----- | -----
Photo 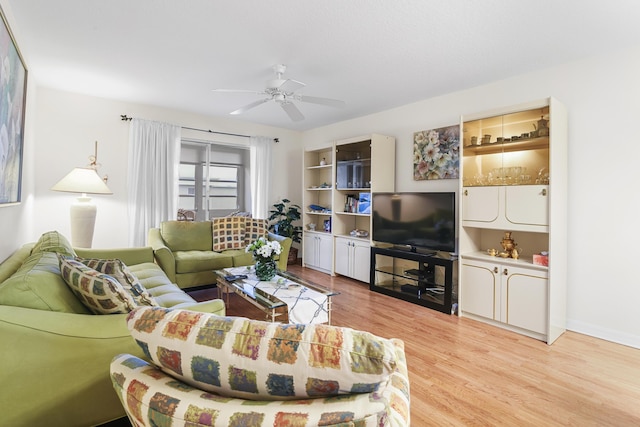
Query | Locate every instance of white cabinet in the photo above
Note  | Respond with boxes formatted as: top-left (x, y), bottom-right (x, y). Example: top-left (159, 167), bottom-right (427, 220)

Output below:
top-left (461, 258), bottom-right (548, 338)
top-left (459, 97), bottom-right (567, 344)
top-left (462, 185), bottom-right (549, 231)
top-left (335, 236), bottom-right (371, 282)
top-left (302, 231), bottom-right (333, 274)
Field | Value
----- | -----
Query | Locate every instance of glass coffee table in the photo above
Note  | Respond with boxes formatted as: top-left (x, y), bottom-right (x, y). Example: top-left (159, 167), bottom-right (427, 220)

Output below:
top-left (215, 267), bottom-right (338, 324)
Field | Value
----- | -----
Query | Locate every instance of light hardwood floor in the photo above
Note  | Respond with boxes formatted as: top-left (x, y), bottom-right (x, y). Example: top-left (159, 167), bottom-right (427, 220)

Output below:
top-left (190, 265), bottom-right (640, 426)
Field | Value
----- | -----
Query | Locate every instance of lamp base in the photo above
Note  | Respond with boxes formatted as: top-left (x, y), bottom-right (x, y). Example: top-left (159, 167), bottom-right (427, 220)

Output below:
top-left (70, 196), bottom-right (96, 248)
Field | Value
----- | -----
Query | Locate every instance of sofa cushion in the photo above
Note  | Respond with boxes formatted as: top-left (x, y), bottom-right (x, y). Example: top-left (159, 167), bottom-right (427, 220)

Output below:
top-left (174, 250), bottom-right (234, 274)
top-left (76, 257), bottom-right (158, 307)
top-left (212, 217), bottom-right (246, 251)
top-left (229, 249), bottom-right (254, 267)
top-left (58, 255), bottom-right (138, 314)
top-left (161, 221), bottom-right (212, 252)
top-left (244, 218), bottom-right (269, 245)
top-left (31, 230), bottom-right (76, 257)
top-left (0, 251), bottom-right (90, 313)
top-left (127, 306), bottom-right (399, 401)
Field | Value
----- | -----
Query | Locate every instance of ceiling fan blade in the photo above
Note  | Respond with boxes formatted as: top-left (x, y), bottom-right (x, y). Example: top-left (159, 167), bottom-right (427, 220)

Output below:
top-left (281, 102), bottom-right (304, 121)
top-left (278, 79), bottom-right (306, 93)
top-left (213, 89), bottom-right (265, 95)
top-left (230, 98), bottom-right (271, 115)
top-left (298, 95), bottom-right (346, 108)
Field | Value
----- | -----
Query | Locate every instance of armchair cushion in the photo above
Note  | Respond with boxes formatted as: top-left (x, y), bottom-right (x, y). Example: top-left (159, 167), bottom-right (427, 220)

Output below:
top-left (212, 217), bottom-right (246, 251)
top-left (111, 351), bottom-right (408, 426)
top-left (58, 255), bottom-right (138, 314)
top-left (127, 306), bottom-right (399, 401)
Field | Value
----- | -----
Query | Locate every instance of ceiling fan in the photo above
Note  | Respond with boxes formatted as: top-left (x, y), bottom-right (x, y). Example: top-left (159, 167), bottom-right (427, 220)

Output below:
top-left (213, 64), bottom-right (345, 122)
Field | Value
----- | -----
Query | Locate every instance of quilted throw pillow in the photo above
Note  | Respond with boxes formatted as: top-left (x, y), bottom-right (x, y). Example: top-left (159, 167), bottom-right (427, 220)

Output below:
top-left (58, 255), bottom-right (138, 314)
top-left (212, 217), bottom-right (246, 251)
top-left (127, 306), bottom-right (399, 401)
top-left (244, 218), bottom-right (268, 245)
top-left (75, 257), bottom-right (158, 307)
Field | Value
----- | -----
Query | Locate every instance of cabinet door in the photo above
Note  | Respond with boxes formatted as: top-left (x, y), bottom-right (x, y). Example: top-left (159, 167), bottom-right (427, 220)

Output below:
top-left (462, 186), bottom-right (500, 223)
top-left (505, 185), bottom-right (549, 226)
top-left (461, 261), bottom-right (497, 320)
top-left (334, 237), bottom-right (350, 276)
top-left (505, 269), bottom-right (548, 334)
top-left (317, 234), bottom-right (334, 272)
top-left (352, 240), bottom-right (371, 282)
top-left (302, 232), bottom-right (317, 267)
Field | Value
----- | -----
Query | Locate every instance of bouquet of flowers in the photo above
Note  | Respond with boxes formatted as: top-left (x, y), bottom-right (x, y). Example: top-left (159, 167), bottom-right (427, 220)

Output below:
top-left (246, 237), bottom-right (282, 280)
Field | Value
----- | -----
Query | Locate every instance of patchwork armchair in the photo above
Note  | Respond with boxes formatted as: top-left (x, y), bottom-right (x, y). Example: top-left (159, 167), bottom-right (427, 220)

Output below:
top-left (111, 306), bottom-right (410, 426)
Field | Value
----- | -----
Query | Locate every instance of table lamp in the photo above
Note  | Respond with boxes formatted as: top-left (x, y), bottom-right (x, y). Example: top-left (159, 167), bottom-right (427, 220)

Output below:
top-left (51, 167), bottom-right (113, 248)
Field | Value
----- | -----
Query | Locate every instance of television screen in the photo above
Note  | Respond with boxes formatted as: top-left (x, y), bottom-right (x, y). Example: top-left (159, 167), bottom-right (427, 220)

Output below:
top-left (372, 192), bottom-right (456, 253)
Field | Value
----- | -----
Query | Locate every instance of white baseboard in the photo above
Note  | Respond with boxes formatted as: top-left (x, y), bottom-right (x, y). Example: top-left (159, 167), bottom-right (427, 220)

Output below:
top-left (567, 319), bottom-right (640, 349)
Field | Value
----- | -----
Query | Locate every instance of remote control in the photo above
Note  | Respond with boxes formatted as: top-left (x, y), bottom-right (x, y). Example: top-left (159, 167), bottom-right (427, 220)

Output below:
top-left (224, 274), bottom-right (247, 282)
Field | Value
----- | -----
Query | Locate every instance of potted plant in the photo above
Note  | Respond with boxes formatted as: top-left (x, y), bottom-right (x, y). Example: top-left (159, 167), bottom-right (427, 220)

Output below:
top-left (268, 198), bottom-right (302, 264)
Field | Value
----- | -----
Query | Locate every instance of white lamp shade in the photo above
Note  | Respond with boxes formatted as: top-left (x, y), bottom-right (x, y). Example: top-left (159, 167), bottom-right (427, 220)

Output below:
top-left (51, 167), bottom-right (113, 194)
top-left (51, 167), bottom-right (112, 248)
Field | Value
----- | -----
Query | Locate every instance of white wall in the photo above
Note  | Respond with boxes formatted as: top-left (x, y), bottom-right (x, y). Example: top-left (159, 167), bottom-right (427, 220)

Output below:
top-left (0, 84), bottom-right (302, 261)
top-left (304, 46), bottom-right (640, 349)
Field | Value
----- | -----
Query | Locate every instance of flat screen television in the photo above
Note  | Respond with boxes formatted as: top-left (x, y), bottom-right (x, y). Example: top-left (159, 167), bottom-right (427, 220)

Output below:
top-left (372, 192), bottom-right (456, 253)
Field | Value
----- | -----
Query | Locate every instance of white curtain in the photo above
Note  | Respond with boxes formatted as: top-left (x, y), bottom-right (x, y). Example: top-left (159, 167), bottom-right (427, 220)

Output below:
top-left (127, 118), bottom-right (181, 246)
top-left (249, 136), bottom-right (272, 219)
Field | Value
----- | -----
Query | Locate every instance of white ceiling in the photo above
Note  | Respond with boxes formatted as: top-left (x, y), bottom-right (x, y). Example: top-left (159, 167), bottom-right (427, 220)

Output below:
top-left (8, 0), bottom-right (640, 131)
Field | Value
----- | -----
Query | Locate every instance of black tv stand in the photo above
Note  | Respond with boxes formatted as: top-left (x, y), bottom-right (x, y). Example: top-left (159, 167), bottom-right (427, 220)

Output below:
top-left (370, 246), bottom-right (458, 314)
top-left (392, 245), bottom-right (437, 256)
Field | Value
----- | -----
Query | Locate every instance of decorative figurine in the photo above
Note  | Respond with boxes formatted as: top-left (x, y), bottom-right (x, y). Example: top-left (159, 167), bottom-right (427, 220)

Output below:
top-left (500, 231), bottom-right (519, 259)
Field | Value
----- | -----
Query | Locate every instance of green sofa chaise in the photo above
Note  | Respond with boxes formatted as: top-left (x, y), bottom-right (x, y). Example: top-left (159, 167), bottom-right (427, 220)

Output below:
top-left (0, 231), bottom-right (225, 427)
top-left (148, 218), bottom-right (292, 289)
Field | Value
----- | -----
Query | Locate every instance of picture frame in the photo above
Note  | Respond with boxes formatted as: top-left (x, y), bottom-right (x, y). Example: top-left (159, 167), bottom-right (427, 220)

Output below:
top-left (0, 5), bottom-right (27, 206)
top-left (413, 124), bottom-right (459, 180)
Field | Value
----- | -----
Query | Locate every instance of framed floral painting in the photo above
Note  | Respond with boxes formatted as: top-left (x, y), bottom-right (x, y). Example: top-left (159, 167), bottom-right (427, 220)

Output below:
top-left (0, 5), bottom-right (27, 205)
top-left (413, 125), bottom-right (459, 180)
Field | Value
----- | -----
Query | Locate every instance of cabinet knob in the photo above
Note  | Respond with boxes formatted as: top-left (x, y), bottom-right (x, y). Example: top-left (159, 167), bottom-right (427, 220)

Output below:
top-left (464, 189), bottom-right (468, 196)
top-left (503, 268), bottom-right (508, 276)
top-left (493, 267), bottom-right (499, 274)
top-left (541, 188), bottom-right (547, 196)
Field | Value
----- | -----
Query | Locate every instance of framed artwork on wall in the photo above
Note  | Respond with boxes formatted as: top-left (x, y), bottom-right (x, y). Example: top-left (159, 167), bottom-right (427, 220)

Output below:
top-left (413, 124), bottom-right (459, 180)
top-left (0, 5), bottom-right (27, 206)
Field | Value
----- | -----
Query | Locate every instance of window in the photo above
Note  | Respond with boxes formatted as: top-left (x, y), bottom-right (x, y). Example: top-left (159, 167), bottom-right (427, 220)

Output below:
top-left (179, 142), bottom-right (249, 220)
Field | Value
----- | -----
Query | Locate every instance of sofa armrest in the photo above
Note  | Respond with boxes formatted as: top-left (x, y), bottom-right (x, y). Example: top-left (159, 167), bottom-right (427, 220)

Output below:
top-left (74, 246), bottom-right (155, 266)
top-left (268, 232), bottom-right (292, 272)
top-left (148, 228), bottom-right (176, 282)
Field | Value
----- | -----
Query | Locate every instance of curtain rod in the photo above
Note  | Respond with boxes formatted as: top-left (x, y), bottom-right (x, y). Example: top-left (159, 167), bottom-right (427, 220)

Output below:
top-left (120, 115), bottom-right (279, 143)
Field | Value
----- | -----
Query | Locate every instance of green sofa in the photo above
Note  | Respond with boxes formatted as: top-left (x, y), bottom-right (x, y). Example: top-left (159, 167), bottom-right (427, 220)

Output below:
top-left (0, 231), bottom-right (225, 427)
top-left (148, 219), bottom-right (292, 289)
